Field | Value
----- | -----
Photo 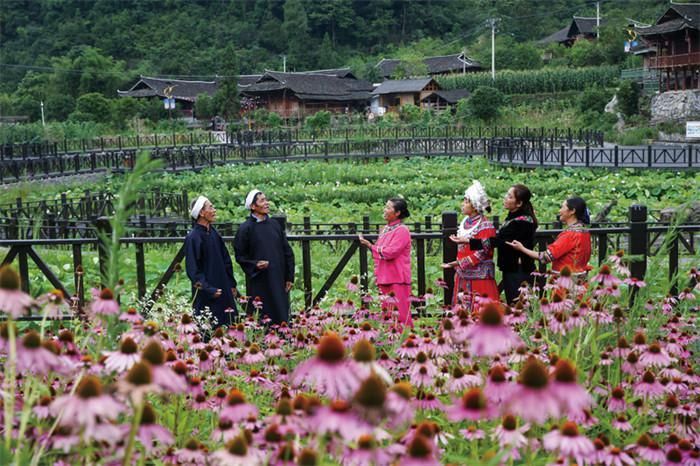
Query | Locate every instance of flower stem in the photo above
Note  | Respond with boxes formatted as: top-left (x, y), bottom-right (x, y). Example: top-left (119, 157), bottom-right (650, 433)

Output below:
top-left (4, 316), bottom-right (16, 452)
top-left (122, 400), bottom-right (145, 466)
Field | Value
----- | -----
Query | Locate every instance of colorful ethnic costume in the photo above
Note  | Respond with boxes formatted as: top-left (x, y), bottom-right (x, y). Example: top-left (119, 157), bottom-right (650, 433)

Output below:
top-left (370, 219), bottom-right (413, 328)
top-left (453, 214), bottom-right (500, 311)
top-left (472, 209), bottom-right (537, 304)
top-left (540, 222), bottom-right (592, 274)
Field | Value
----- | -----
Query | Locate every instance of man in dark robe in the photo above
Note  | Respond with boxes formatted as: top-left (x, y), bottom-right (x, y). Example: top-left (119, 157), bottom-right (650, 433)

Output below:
top-left (234, 190), bottom-right (295, 324)
top-left (184, 196), bottom-right (238, 328)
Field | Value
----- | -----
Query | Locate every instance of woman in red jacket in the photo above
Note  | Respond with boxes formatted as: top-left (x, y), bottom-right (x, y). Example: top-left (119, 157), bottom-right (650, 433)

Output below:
top-left (442, 181), bottom-right (499, 313)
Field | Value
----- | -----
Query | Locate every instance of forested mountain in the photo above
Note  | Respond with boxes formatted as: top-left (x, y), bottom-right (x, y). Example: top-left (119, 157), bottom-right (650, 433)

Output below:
top-left (2, 0), bottom-right (667, 86)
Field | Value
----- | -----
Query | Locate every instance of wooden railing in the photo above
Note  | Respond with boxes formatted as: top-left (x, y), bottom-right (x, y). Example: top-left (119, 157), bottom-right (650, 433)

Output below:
top-left (1, 206), bottom-right (697, 321)
top-left (651, 52), bottom-right (700, 68)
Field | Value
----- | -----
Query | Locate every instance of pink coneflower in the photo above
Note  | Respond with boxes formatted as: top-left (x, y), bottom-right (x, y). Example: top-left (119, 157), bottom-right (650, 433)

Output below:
top-left (608, 386), bottom-right (627, 412)
top-left (624, 277), bottom-right (647, 288)
top-left (342, 434), bottom-right (392, 466)
top-left (612, 414), bottom-right (633, 431)
top-left (484, 365), bottom-right (515, 404)
top-left (463, 303), bottom-right (521, 357)
top-left (353, 339), bottom-right (392, 385)
top-left (132, 403), bottom-right (174, 453)
top-left (554, 266), bottom-right (576, 289)
top-left (409, 351), bottom-right (438, 386)
top-left (220, 389), bottom-right (259, 423)
top-left (0, 266), bottom-right (34, 318)
top-left (50, 375), bottom-right (123, 430)
top-left (385, 382), bottom-right (414, 429)
top-left (395, 337), bottom-right (421, 359)
top-left (119, 306), bottom-right (143, 323)
top-left (491, 414), bottom-right (529, 450)
top-left (402, 434), bottom-right (440, 466)
top-left (313, 399), bottom-right (372, 440)
top-left (414, 390), bottom-right (445, 411)
top-left (639, 342), bottom-right (672, 368)
top-left (141, 340), bottom-right (187, 393)
top-left (435, 278), bottom-right (448, 289)
top-left (550, 359), bottom-right (592, 414)
top-left (601, 445), bottom-right (636, 466)
top-left (592, 265), bottom-right (622, 287)
top-left (242, 343), bottom-right (266, 365)
top-left (177, 314), bottom-right (198, 334)
top-left (634, 370), bottom-right (666, 399)
top-left (347, 276), bottom-right (360, 292)
top-left (211, 434), bottom-right (263, 466)
top-left (291, 332), bottom-right (360, 400)
top-left (447, 388), bottom-right (496, 421)
top-left (447, 366), bottom-right (477, 393)
top-left (678, 287), bottom-right (695, 300)
top-left (89, 287), bottom-right (120, 316)
top-left (15, 330), bottom-right (63, 375)
top-left (175, 439), bottom-right (208, 464)
top-left (543, 421), bottom-right (595, 462)
top-left (103, 337), bottom-right (140, 373)
top-left (460, 425), bottom-right (486, 440)
top-left (36, 289), bottom-right (69, 318)
top-left (508, 357), bottom-right (561, 424)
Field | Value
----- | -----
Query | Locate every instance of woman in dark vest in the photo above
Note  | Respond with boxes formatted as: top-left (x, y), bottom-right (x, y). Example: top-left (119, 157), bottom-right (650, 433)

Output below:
top-left (470, 184), bottom-right (537, 304)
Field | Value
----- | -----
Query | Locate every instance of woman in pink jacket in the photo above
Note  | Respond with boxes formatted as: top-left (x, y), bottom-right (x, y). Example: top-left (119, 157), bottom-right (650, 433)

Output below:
top-left (358, 198), bottom-right (413, 328)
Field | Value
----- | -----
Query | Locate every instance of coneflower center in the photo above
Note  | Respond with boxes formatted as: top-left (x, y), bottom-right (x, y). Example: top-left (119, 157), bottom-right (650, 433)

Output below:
top-left (126, 362), bottom-right (153, 385)
top-left (77, 375), bottom-right (102, 399)
top-left (355, 374), bottom-right (386, 408)
top-left (480, 304), bottom-right (502, 326)
top-left (642, 371), bottom-right (656, 384)
top-left (0, 266), bottom-right (21, 290)
top-left (22, 331), bottom-right (41, 349)
top-left (407, 435), bottom-right (432, 458)
top-left (611, 387), bottom-right (625, 399)
top-left (226, 436), bottom-right (248, 456)
top-left (666, 448), bottom-right (683, 463)
top-left (553, 360), bottom-right (577, 383)
top-left (276, 398), bottom-right (293, 416)
top-left (390, 382), bottom-right (412, 400)
top-left (519, 358), bottom-right (549, 389)
top-left (120, 337), bottom-right (138, 354)
top-left (648, 343), bottom-right (661, 354)
top-left (489, 365), bottom-right (507, 383)
top-left (140, 404), bottom-right (156, 425)
top-left (227, 389), bottom-right (246, 405)
top-left (502, 414), bottom-right (517, 431)
top-left (297, 448), bottom-right (318, 466)
top-left (317, 334), bottom-right (345, 363)
top-left (353, 339), bottom-right (375, 362)
top-left (561, 421), bottom-right (579, 436)
top-left (461, 388), bottom-right (486, 410)
top-left (141, 341), bottom-right (165, 365)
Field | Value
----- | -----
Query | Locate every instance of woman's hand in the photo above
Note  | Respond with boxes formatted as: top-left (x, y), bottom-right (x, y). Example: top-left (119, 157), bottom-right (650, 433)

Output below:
top-left (506, 240), bottom-right (524, 251)
top-left (358, 233), bottom-right (373, 248)
top-left (449, 234), bottom-right (467, 244)
top-left (441, 262), bottom-right (456, 269)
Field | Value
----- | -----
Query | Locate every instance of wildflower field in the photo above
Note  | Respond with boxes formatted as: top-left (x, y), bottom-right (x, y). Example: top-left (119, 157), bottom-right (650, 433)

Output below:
top-left (0, 156), bottom-right (698, 465)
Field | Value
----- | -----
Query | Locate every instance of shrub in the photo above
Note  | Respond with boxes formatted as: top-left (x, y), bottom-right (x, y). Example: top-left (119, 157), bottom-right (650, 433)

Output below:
top-left (617, 80), bottom-right (640, 117)
top-left (305, 110), bottom-right (331, 129)
top-left (265, 112), bottom-right (283, 128)
top-left (569, 39), bottom-right (605, 67)
top-left (577, 86), bottom-right (612, 114)
top-left (194, 93), bottom-right (215, 120)
top-left (398, 104), bottom-right (421, 123)
top-left (468, 86), bottom-right (504, 121)
top-left (72, 93), bottom-right (112, 123)
top-left (618, 126), bottom-right (657, 145)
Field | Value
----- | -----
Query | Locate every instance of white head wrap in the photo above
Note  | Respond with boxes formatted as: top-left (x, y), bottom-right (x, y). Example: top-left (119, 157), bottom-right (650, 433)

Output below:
top-left (190, 196), bottom-right (209, 220)
top-left (245, 189), bottom-right (262, 210)
top-left (464, 180), bottom-right (490, 214)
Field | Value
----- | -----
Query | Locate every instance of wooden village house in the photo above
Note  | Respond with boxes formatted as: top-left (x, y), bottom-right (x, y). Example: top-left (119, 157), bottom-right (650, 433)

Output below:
top-left (240, 69), bottom-right (373, 118)
top-left (376, 53), bottom-right (482, 80)
top-left (634, 2), bottom-right (699, 92)
top-left (371, 78), bottom-right (441, 113)
top-left (538, 16), bottom-right (608, 47)
top-left (420, 89), bottom-right (471, 111)
top-left (117, 76), bottom-right (219, 117)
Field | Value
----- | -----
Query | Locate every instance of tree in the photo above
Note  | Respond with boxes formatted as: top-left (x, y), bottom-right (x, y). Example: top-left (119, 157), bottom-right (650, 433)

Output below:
top-left (617, 80), bottom-right (640, 117)
top-left (467, 86), bottom-right (504, 121)
top-left (194, 93), bottom-right (215, 120)
top-left (71, 92), bottom-right (112, 123)
top-left (213, 46), bottom-right (240, 120)
top-left (283, 0), bottom-right (312, 69)
top-left (391, 52), bottom-right (428, 79)
top-left (569, 39), bottom-right (605, 68)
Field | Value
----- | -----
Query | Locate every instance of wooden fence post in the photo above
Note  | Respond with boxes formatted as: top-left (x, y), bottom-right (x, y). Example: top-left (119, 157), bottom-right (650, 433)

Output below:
top-left (360, 216), bottom-right (370, 293)
top-left (94, 216), bottom-right (112, 288)
top-left (629, 205), bottom-right (647, 303)
top-left (302, 216), bottom-right (312, 309)
top-left (441, 211), bottom-right (458, 305)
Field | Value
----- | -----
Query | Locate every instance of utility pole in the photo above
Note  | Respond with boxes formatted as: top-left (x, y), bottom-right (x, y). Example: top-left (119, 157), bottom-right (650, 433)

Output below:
top-left (596, 1), bottom-right (600, 38)
top-left (283, 55), bottom-right (287, 73)
top-left (488, 1), bottom-right (499, 81)
top-left (40, 101), bottom-right (45, 127)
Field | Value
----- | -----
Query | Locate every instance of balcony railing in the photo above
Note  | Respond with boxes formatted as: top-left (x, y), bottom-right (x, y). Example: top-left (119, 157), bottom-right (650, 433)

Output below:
top-left (650, 52), bottom-right (700, 68)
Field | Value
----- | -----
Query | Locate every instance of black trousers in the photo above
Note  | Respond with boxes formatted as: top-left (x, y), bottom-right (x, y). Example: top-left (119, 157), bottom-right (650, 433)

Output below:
top-left (501, 269), bottom-right (534, 304)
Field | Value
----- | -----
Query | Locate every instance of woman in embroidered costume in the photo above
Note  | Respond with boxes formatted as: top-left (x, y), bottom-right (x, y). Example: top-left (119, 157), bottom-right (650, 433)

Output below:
top-left (507, 197), bottom-right (592, 278)
top-left (358, 198), bottom-right (413, 328)
top-left (441, 181), bottom-right (500, 312)
top-left (470, 184), bottom-right (537, 304)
